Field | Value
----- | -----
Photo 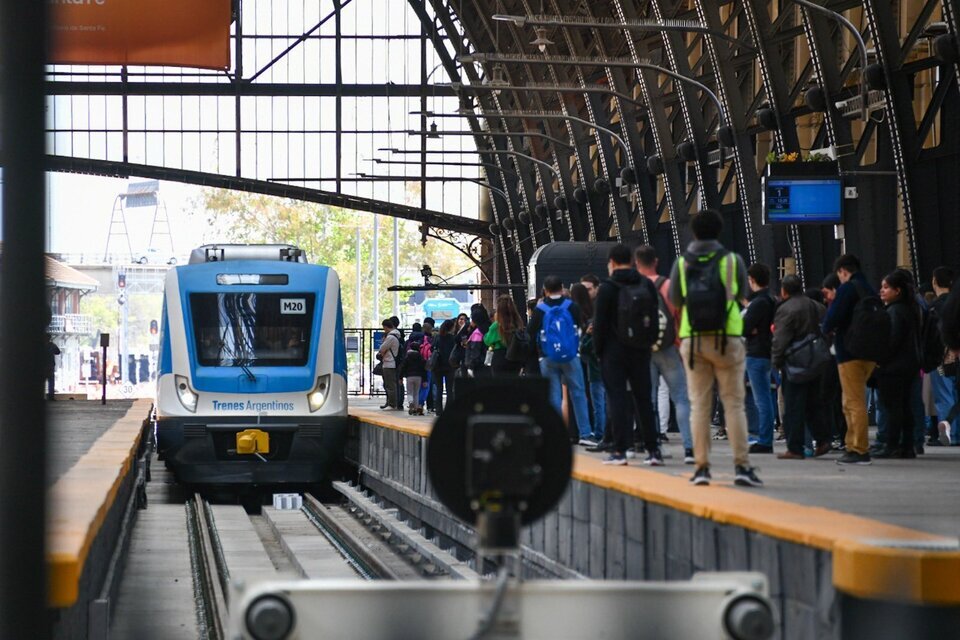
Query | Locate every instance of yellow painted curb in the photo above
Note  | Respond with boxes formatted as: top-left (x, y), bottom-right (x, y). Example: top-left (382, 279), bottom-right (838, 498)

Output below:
top-left (46, 400), bottom-right (151, 608)
top-left (353, 411), bottom-right (960, 606)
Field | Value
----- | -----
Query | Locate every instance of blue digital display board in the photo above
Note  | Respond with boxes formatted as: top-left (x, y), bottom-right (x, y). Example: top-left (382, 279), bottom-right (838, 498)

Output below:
top-left (762, 177), bottom-right (843, 224)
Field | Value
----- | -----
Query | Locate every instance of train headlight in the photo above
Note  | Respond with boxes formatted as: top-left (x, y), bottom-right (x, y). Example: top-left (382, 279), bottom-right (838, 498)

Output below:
top-left (175, 375), bottom-right (198, 413)
top-left (307, 375), bottom-right (331, 412)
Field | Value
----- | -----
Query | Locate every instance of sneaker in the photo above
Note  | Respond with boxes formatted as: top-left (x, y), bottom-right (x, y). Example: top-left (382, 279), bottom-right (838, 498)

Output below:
top-left (900, 447), bottom-right (917, 459)
top-left (868, 442), bottom-right (885, 454)
top-left (578, 437), bottom-right (599, 447)
top-left (585, 441), bottom-right (614, 453)
top-left (734, 465), bottom-right (763, 487)
top-left (683, 448), bottom-right (695, 465)
top-left (644, 449), bottom-right (664, 466)
top-left (602, 453), bottom-right (627, 466)
top-left (713, 428), bottom-right (728, 441)
top-left (830, 439), bottom-right (845, 451)
top-left (625, 448), bottom-right (637, 459)
top-left (748, 443), bottom-right (773, 454)
top-left (938, 422), bottom-right (954, 445)
top-left (836, 451), bottom-right (872, 465)
top-left (658, 433), bottom-right (670, 444)
top-left (690, 467), bottom-right (711, 486)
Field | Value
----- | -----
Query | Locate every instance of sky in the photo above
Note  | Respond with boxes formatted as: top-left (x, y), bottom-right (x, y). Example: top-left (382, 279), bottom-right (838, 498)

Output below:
top-left (45, 173), bottom-right (210, 260)
top-left (37, 0), bottom-right (483, 260)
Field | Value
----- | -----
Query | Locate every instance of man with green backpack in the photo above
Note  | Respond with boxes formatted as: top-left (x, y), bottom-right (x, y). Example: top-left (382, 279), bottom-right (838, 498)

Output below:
top-left (668, 209), bottom-right (762, 488)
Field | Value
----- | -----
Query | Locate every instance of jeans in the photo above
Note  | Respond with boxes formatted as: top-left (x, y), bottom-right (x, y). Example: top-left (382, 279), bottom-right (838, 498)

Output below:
top-left (745, 357), bottom-right (775, 447)
top-left (600, 347), bottom-right (657, 454)
top-left (432, 370), bottom-right (453, 416)
top-left (877, 374), bottom-right (914, 449)
top-left (540, 357), bottom-right (593, 440)
top-left (878, 377), bottom-right (925, 448)
top-left (930, 369), bottom-right (960, 443)
top-left (651, 345), bottom-right (693, 450)
top-left (589, 379), bottom-right (607, 440)
top-left (420, 371), bottom-right (432, 408)
top-left (781, 376), bottom-right (828, 454)
top-left (910, 375), bottom-right (925, 448)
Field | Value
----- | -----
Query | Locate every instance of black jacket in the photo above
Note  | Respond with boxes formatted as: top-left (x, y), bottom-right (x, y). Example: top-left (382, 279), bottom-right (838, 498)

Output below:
top-left (433, 333), bottom-right (456, 372)
top-left (593, 268), bottom-right (658, 358)
top-left (527, 295), bottom-right (582, 359)
top-left (743, 288), bottom-right (776, 359)
top-left (877, 299), bottom-right (921, 378)
top-left (400, 350), bottom-right (427, 379)
top-left (771, 295), bottom-right (826, 369)
top-left (942, 281), bottom-right (960, 350)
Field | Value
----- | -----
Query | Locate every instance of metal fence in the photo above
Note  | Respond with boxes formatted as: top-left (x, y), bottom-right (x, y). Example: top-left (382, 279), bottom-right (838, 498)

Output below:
top-left (345, 327), bottom-right (386, 397)
top-left (49, 314), bottom-right (94, 335)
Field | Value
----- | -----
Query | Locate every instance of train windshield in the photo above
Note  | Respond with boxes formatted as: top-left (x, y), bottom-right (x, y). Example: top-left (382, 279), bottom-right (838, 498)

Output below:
top-left (190, 293), bottom-right (315, 367)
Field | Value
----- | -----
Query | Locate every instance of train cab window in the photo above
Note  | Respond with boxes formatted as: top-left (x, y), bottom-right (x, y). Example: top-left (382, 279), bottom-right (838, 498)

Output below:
top-left (190, 293), bottom-right (315, 367)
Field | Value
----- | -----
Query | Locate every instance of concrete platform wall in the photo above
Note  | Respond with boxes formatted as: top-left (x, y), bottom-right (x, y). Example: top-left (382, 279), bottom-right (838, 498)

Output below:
top-left (351, 418), bottom-right (960, 640)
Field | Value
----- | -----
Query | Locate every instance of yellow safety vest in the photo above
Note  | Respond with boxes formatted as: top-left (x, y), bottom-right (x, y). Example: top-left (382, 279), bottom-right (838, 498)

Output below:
top-left (677, 252), bottom-right (743, 338)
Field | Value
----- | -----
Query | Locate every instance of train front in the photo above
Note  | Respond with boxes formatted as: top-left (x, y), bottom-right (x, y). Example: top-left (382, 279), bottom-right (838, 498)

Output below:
top-left (155, 245), bottom-right (348, 487)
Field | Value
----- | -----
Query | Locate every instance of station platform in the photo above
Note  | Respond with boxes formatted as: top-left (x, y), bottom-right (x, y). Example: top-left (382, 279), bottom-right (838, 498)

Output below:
top-left (347, 397), bottom-right (960, 639)
top-left (46, 399), bottom-right (152, 637)
top-left (47, 400), bottom-right (136, 486)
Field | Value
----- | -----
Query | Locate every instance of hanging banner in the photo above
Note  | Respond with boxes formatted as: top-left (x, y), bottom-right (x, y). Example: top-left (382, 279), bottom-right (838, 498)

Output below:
top-left (49, 0), bottom-right (232, 70)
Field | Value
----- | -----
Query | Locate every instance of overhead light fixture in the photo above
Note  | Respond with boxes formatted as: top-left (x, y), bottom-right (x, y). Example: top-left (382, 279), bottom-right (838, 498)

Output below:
top-left (530, 26), bottom-right (554, 53)
top-left (483, 63), bottom-right (510, 95)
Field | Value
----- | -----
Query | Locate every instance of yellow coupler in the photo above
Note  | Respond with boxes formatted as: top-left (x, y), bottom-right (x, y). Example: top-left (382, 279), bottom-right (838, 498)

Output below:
top-left (236, 429), bottom-right (270, 454)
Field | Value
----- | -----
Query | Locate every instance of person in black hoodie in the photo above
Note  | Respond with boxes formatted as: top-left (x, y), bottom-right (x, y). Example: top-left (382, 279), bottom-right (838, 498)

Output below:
top-left (742, 263), bottom-right (777, 453)
top-left (593, 244), bottom-right (663, 466)
top-left (874, 270), bottom-right (922, 458)
top-left (431, 320), bottom-right (457, 415)
top-left (400, 341), bottom-right (427, 415)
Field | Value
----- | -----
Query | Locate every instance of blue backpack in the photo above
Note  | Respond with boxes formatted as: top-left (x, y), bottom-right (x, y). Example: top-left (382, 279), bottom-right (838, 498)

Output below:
top-left (537, 299), bottom-right (580, 363)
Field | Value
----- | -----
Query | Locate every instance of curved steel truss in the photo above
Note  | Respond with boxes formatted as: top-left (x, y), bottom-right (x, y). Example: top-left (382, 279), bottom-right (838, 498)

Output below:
top-left (48, 0), bottom-right (960, 286)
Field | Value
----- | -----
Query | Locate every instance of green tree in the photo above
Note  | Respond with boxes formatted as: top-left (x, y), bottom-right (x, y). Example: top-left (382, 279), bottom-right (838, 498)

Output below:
top-left (188, 188), bottom-right (477, 327)
top-left (79, 294), bottom-right (119, 348)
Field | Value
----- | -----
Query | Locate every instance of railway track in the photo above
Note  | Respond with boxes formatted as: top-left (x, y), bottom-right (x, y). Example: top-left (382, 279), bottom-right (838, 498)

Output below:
top-left (185, 483), bottom-right (479, 639)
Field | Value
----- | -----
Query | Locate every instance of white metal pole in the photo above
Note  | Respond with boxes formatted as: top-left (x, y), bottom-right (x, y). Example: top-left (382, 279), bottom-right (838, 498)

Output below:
top-left (392, 217), bottom-right (399, 317)
top-left (121, 295), bottom-right (128, 383)
top-left (354, 227), bottom-right (362, 327)
top-left (372, 215), bottom-right (379, 326)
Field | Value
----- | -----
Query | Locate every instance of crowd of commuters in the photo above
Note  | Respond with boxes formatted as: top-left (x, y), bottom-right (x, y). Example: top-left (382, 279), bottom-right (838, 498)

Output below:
top-left (375, 208), bottom-right (960, 487)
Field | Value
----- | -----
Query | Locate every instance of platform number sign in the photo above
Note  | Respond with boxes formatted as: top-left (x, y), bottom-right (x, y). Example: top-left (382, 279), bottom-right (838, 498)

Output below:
top-left (280, 298), bottom-right (306, 314)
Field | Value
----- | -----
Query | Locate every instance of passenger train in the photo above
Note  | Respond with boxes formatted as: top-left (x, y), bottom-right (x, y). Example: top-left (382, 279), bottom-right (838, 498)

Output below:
top-left (155, 244), bottom-right (348, 486)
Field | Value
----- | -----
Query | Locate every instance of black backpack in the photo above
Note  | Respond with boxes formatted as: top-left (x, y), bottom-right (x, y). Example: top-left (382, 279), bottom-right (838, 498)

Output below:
top-left (683, 250), bottom-right (730, 334)
top-left (844, 283), bottom-right (892, 363)
top-left (505, 327), bottom-right (533, 363)
top-left (652, 276), bottom-right (677, 352)
top-left (613, 278), bottom-right (659, 348)
top-left (393, 332), bottom-right (406, 367)
top-left (920, 306), bottom-right (945, 373)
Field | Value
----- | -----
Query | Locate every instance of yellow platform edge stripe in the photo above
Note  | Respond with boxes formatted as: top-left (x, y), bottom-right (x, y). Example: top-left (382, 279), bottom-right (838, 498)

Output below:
top-left (350, 411), bottom-right (960, 606)
top-left (46, 400), bottom-right (151, 608)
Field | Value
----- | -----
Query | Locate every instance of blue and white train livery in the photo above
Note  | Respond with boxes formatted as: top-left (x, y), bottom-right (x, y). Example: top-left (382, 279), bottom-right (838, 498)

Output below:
top-left (155, 244), bottom-right (348, 486)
